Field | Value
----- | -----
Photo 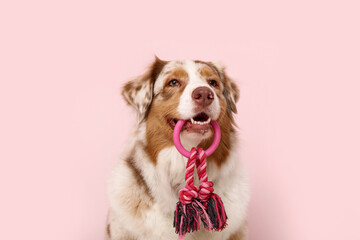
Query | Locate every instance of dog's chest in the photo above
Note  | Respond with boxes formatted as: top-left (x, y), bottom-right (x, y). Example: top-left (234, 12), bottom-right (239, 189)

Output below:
top-left (154, 146), bottom-right (220, 212)
top-left (143, 147), bottom-right (233, 240)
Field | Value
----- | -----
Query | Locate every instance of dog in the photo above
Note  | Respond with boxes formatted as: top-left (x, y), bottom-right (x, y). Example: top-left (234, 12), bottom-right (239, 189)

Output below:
top-left (106, 57), bottom-right (250, 240)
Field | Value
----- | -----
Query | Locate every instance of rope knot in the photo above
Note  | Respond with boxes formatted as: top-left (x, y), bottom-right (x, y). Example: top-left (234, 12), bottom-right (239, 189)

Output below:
top-left (198, 181), bottom-right (214, 202)
top-left (179, 185), bottom-right (199, 204)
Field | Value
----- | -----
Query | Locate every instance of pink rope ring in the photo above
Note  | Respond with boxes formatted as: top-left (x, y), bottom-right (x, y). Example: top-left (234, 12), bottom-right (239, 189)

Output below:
top-left (173, 120), bottom-right (221, 158)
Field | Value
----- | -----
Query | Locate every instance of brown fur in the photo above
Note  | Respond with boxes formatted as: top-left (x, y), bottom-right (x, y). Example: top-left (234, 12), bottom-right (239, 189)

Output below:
top-left (222, 71), bottom-right (239, 115)
top-left (145, 67), bottom-right (189, 163)
top-left (195, 60), bottom-right (239, 115)
top-left (199, 115), bottom-right (233, 167)
top-left (199, 70), bottom-right (233, 166)
top-left (197, 64), bottom-right (237, 167)
top-left (106, 224), bottom-right (111, 239)
top-left (111, 155), bottom-right (154, 219)
top-left (199, 65), bottom-right (221, 83)
top-left (126, 156), bottom-right (153, 199)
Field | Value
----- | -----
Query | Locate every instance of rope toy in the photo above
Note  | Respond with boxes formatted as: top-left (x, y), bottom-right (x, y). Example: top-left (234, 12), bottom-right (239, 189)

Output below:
top-left (173, 120), bottom-right (227, 239)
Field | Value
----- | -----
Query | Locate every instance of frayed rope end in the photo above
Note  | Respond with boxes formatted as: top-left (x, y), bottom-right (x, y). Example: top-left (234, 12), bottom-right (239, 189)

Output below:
top-left (205, 193), bottom-right (228, 231)
top-left (173, 201), bottom-right (201, 238)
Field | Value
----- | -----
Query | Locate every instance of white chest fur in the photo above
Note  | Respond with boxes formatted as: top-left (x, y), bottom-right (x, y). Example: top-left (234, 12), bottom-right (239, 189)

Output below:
top-left (108, 143), bottom-right (249, 240)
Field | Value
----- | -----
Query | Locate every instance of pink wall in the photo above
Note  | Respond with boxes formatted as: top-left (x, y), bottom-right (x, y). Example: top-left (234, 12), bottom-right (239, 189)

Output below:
top-left (1, 0), bottom-right (359, 239)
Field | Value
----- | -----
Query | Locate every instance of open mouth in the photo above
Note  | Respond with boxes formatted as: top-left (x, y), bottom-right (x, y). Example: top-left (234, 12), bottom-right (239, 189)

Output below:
top-left (168, 112), bottom-right (212, 134)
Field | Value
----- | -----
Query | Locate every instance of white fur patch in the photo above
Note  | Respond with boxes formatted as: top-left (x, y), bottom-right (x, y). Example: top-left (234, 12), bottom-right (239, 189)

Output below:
top-left (178, 60), bottom-right (220, 120)
top-left (122, 76), bottom-right (153, 121)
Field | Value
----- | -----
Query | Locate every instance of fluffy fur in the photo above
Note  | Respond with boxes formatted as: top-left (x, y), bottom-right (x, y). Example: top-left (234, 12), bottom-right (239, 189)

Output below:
top-left (106, 57), bottom-right (250, 240)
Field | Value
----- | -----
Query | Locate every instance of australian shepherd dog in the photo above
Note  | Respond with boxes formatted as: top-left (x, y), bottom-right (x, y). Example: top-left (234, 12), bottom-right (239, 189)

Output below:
top-left (106, 57), bottom-right (249, 240)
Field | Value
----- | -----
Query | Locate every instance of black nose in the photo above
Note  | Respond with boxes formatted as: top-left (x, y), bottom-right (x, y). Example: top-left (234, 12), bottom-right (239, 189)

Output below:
top-left (192, 87), bottom-right (214, 107)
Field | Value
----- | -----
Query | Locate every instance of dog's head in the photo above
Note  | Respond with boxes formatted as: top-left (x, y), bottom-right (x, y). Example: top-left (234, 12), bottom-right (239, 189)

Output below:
top-left (122, 57), bottom-right (239, 162)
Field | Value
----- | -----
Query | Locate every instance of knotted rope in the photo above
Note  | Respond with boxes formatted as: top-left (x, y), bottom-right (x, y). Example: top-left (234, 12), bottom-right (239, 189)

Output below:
top-left (174, 147), bottom-right (227, 239)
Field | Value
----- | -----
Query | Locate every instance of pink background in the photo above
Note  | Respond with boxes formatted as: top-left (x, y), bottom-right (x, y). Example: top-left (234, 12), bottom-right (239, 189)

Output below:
top-left (1, 0), bottom-right (359, 239)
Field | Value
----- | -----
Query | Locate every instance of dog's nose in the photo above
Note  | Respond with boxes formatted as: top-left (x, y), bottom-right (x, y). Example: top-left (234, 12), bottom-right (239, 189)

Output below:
top-left (192, 87), bottom-right (214, 107)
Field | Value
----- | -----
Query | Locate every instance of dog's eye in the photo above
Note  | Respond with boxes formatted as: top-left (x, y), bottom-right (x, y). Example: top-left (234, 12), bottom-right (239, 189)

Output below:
top-left (168, 79), bottom-right (180, 87)
top-left (208, 80), bottom-right (218, 87)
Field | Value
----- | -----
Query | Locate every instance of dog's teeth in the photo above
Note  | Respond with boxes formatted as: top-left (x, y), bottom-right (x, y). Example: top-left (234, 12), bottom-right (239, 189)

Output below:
top-left (191, 119), bottom-right (213, 125)
top-left (191, 116), bottom-right (212, 125)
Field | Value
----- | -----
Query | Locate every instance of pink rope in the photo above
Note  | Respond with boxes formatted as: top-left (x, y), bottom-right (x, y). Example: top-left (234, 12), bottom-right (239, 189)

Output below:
top-left (174, 147), bottom-right (228, 238)
top-left (196, 147), bottom-right (214, 203)
top-left (178, 148), bottom-right (199, 204)
top-left (178, 147), bottom-right (213, 205)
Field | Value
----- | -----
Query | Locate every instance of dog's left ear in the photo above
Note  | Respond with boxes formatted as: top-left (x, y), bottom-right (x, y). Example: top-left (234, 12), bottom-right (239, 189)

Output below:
top-left (212, 62), bottom-right (240, 114)
top-left (122, 56), bottom-right (168, 120)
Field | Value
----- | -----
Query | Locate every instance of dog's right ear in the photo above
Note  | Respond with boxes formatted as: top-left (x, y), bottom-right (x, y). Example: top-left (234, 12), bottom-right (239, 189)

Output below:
top-left (122, 56), bottom-right (168, 120)
top-left (212, 62), bottom-right (240, 114)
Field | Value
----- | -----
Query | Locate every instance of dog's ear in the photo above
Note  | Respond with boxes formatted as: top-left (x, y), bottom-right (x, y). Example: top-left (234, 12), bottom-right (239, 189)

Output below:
top-left (223, 72), bottom-right (240, 114)
top-left (122, 56), bottom-right (167, 120)
top-left (212, 62), bottom-right (240, 114)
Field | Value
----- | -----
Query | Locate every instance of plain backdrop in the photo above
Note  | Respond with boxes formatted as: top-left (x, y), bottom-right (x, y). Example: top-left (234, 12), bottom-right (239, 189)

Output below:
top-left (1, 0), bottom-right (360, 239)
